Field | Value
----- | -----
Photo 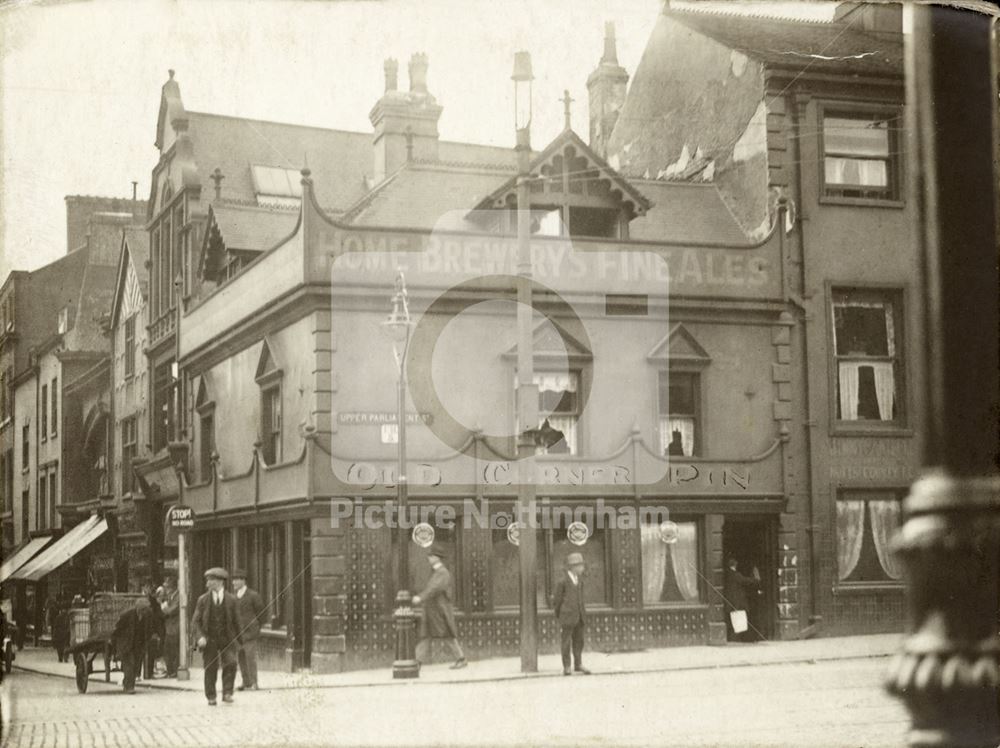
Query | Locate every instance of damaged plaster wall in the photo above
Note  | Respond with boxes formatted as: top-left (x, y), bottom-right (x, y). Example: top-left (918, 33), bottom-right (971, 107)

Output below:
top-left (606, 13), bottom-right (771, 238)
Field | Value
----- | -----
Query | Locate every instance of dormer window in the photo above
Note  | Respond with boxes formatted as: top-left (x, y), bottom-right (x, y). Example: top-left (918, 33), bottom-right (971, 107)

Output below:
top-left (251, 165), bottom-right (303, 207)
top-left (472, 130), bottom-right (650, 239)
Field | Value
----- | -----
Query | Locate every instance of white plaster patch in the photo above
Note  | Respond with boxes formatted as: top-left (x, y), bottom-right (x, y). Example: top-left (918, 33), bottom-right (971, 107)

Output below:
top-left (730, 50), bottom-right (749, 77)
top-left (608, 153), bottom-right (620, 170)
top-left (733, 100), bottom-right (767, 163)
top-left (662, 143), bottom-right (692, 178)
top-left (700, 161), bottom-right (716, 182)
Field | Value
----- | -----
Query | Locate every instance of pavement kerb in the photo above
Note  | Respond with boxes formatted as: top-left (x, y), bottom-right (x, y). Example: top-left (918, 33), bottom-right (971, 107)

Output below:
top-left (12, 648), bottom-right (895, 692)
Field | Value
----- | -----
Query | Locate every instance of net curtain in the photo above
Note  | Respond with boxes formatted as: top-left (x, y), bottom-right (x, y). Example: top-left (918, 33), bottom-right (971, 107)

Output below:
top-left (640, 522), bottom-right (699, 602)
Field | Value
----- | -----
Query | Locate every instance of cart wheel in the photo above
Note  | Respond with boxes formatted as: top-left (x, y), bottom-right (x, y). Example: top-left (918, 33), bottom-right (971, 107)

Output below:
top-left (74, 654), bottom-right (89, 693)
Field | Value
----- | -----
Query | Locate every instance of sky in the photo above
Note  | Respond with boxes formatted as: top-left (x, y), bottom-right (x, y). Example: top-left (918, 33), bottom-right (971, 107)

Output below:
top-left (0, 0), bottom-right (838, 279)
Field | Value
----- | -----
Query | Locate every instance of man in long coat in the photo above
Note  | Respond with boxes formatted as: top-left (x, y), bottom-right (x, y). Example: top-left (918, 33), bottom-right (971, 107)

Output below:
top-left (191, 567), bottom-right (242, 705)
top-left (111, 597), bottom-right (154, 694)
top-left (231, 570), bottom-right (266, 691)
top-left (553, 552), bottom-right (590, 676)
top-left (412, 544), bottom-right (467, 669)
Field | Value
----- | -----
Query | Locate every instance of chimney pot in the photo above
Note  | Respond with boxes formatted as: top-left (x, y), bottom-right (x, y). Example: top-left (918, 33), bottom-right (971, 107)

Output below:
top-left (409, 53), bottom-right (429, 94)
top-left (603, 21), bottom-right (619, 64)
top-left (384, 58), bottom-right (399, 92)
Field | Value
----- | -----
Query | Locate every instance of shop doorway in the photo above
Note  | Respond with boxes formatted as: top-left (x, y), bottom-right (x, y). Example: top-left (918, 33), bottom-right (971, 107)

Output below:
top-left (721, 516), bottom-right (777, 642)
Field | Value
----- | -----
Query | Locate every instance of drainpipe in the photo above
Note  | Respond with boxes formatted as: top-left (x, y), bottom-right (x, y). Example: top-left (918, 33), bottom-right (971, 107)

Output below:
top-left (787, 90), bottom-right (821, 637)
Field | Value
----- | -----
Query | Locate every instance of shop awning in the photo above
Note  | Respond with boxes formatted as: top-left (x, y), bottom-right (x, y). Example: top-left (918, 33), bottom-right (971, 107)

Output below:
top-left (0, 535), bottom-right (54, 583)
top-left (11, 515), bottom-right (108, 583)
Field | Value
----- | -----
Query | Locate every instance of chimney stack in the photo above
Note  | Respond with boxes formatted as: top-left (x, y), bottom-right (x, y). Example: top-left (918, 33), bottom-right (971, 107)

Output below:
top-left (369, 53), bottom-right (443, 184)
top-left (384, 58), bottom-right (399, 92)
top-left (587, 21), bottom-right (629, 158)
top-left (409, 53), bottom-right (429, 94)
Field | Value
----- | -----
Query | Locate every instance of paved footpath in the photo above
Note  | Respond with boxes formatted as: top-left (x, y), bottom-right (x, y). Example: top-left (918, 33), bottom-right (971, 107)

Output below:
top-left (10, 633), bottom-right (901, 691)
top-left (2, 653), bottom-right (909, 747)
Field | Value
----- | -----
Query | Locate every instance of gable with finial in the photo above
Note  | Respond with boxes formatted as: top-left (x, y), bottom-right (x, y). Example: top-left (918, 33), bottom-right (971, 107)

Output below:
top-left (470, 129), bottom-right (651, 221)
top-left (503, 318), bottom-right (593, 361)
top-left (647, 323), bottom-right (711, 366)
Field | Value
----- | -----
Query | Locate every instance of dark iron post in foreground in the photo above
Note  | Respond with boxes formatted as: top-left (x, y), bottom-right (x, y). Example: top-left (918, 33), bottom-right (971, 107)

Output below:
top-left (887, 6), bottom-right (1000, 747)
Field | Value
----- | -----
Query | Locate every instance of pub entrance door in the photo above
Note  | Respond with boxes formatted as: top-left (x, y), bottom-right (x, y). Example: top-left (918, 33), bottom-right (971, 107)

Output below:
top-left (721, 516), bottom-right (777, 642)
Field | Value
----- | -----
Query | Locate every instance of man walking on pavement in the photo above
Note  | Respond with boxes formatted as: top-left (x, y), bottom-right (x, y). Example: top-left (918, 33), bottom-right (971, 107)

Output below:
top-left (191, 567), bottom-right (242, 706)
top-left (160, 574), bottom-right (180, 678)
top-left (553, 552), bottom-right (591, 676)
top-left (231, 570), bottom-right (266, 691)
top-left (111, 597), bottom-right (154, 694)
top-left (412, 544), bottom-right (467, 670)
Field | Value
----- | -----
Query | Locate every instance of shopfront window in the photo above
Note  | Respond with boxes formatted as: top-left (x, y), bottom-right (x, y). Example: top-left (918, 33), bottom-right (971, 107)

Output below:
top-left (836, 489), bottom-right (903, 585)
top-left (640, 519), bottom-right (701, 604)
top-left (544, 515), bottom-right (608, 606)
top-left (391, 519), bottom-right (458, 608)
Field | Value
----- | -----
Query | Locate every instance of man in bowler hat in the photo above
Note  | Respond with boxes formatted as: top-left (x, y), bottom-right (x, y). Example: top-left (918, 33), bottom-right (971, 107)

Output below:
top-left (553, 552), bottom-right (591, 675)
top-left (191, 567), bottom-right (241, 705)
top-left (412, 544), bottom-right (467, 669)
top-left (231, 570), bottom-right (266, 691)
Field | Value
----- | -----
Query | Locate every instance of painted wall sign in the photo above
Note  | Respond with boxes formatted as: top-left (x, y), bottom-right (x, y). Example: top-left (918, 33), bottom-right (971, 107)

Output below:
top-left (338, 412), bottom-right (434, 425)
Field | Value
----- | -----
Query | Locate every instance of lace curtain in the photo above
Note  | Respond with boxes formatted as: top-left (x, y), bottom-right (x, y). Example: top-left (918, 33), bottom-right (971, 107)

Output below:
top-left (837, 500), bottom-right (866, 581)
top-left (870, 362), bottom-right (895, 421)
top-left (838, 363), bottom-right (861, 421)
top-left (659, 417), bottom-right (695, 457)
top-left (869, 500), bottom-right (902, 580)
top-left (839, 362), bottom-right (895, 421)
top-left (825, 157), bottom-right (887, 187)
top-left (640, 522), bottom-right (699, 603)
top-left (544, 416), bottom-right (577, 454)
top-left (534, 372), bottom-right (577, 393)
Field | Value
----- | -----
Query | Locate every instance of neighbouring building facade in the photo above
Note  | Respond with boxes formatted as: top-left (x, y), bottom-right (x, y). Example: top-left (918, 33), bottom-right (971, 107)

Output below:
top-left (2, 198), bottom-right (145, 639)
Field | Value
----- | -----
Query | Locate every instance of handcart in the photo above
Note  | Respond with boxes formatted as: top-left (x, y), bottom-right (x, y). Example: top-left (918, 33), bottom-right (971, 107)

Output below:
top-left (66, 592), bottom-right (145, 693)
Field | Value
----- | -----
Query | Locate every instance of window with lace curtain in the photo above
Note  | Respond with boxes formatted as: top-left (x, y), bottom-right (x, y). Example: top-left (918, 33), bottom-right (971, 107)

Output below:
top-left (836, 489), bottom-right (904, 585)
top-left (658, 371), bottom-right (698, 457)
top-left (533, 371), bottom-right (579, 455)
top-left (821, 108), bottom-right (901, 202)
top-left (640, 518), bottom-right (702, 604)
top-left (832, 288), bottom-right (904, 426)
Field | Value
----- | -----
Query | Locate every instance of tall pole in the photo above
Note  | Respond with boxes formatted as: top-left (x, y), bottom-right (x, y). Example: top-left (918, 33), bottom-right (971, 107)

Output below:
top-left (175, 465), bottom-right (189, 681)
top-left (886, 6), bottom-right (1000, 747)
top-left (397, 327), bottom-right (409, 597)
top-left (513, 50), bottom-right (538, 673)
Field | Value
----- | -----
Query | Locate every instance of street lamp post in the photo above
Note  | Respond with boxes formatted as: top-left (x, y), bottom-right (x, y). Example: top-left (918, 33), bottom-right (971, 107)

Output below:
top-left (173, 463), bottom-right (190, 681)
top-left (383, 269), bottom-right (419, 679)
top-left (512, 50), bottom-right (539, 674)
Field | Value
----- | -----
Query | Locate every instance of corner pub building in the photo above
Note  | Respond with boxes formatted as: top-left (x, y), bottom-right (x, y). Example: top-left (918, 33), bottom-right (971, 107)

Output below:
top-left (133, 6), bottom-right (916, 673)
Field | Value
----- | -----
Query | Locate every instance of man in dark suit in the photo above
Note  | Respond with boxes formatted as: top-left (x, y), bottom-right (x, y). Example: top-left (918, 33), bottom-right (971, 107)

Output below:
top-left (723, 556), bottom-right (760, 642)
top-left (412, 544), bottom-right (467, 670)
top-left (160, 574), bottom-right (180, 677)
top-left (111, 597), bottom-right (154, 694)
top-left (231, 570), bottom-right (266, 691)
top-left (190, 567), bottom-right (242, 706)
top-left (553, 552), bottom-right (591, 676)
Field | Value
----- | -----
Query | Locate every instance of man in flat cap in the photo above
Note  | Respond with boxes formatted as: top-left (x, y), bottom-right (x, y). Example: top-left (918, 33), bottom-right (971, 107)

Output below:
top-left (553, 552), bottom-right (591, 676)
top-left (412, 544), bottom-right (467, 670)
top-left (231, 570), bottom-right (266, 691)
top-left (191, 567), bottom-right (241, 705)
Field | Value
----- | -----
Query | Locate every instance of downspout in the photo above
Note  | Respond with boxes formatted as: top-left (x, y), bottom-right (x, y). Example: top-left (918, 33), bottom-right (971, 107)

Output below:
top-left (788, 90), bottom-right (821, 636)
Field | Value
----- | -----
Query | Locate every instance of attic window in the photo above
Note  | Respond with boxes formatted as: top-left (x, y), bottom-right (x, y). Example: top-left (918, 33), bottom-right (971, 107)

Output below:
top-left (251, 165), bottom-right (303, 202)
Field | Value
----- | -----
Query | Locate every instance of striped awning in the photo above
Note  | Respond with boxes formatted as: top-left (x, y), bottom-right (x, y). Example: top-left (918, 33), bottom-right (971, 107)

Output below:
top-left (11, 515), bottom-right (109, 582)
top-left (0, 535), bottom-right (54, 583)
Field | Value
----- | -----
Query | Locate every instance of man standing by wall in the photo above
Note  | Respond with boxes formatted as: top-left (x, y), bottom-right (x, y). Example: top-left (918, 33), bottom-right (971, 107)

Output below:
top-left (231, 570), bottom-right (265, 691)
top-left (553, 552), bottom-right (590, 676)
top-left (160, 574), bottom-right (180, 678)
top-left (190, 568), bottom-right (241, 706)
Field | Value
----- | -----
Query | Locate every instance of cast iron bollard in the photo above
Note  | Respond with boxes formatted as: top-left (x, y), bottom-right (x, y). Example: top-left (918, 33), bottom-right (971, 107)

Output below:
top-left (392, 590), bottom-right (419, 679)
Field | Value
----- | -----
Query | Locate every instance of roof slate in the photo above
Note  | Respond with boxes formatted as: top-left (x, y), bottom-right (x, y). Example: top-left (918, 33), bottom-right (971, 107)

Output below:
top-left (628, 181), bottom-right (748, 245)
top-left (665, 9), bottom-right (902, 77)
top-left (210, 202), bottom-right (300, 253)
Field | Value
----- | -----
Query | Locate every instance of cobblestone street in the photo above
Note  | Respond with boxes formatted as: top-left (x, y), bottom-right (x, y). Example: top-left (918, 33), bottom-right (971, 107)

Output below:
top-left (3, 656), bottom-right (908, 747)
